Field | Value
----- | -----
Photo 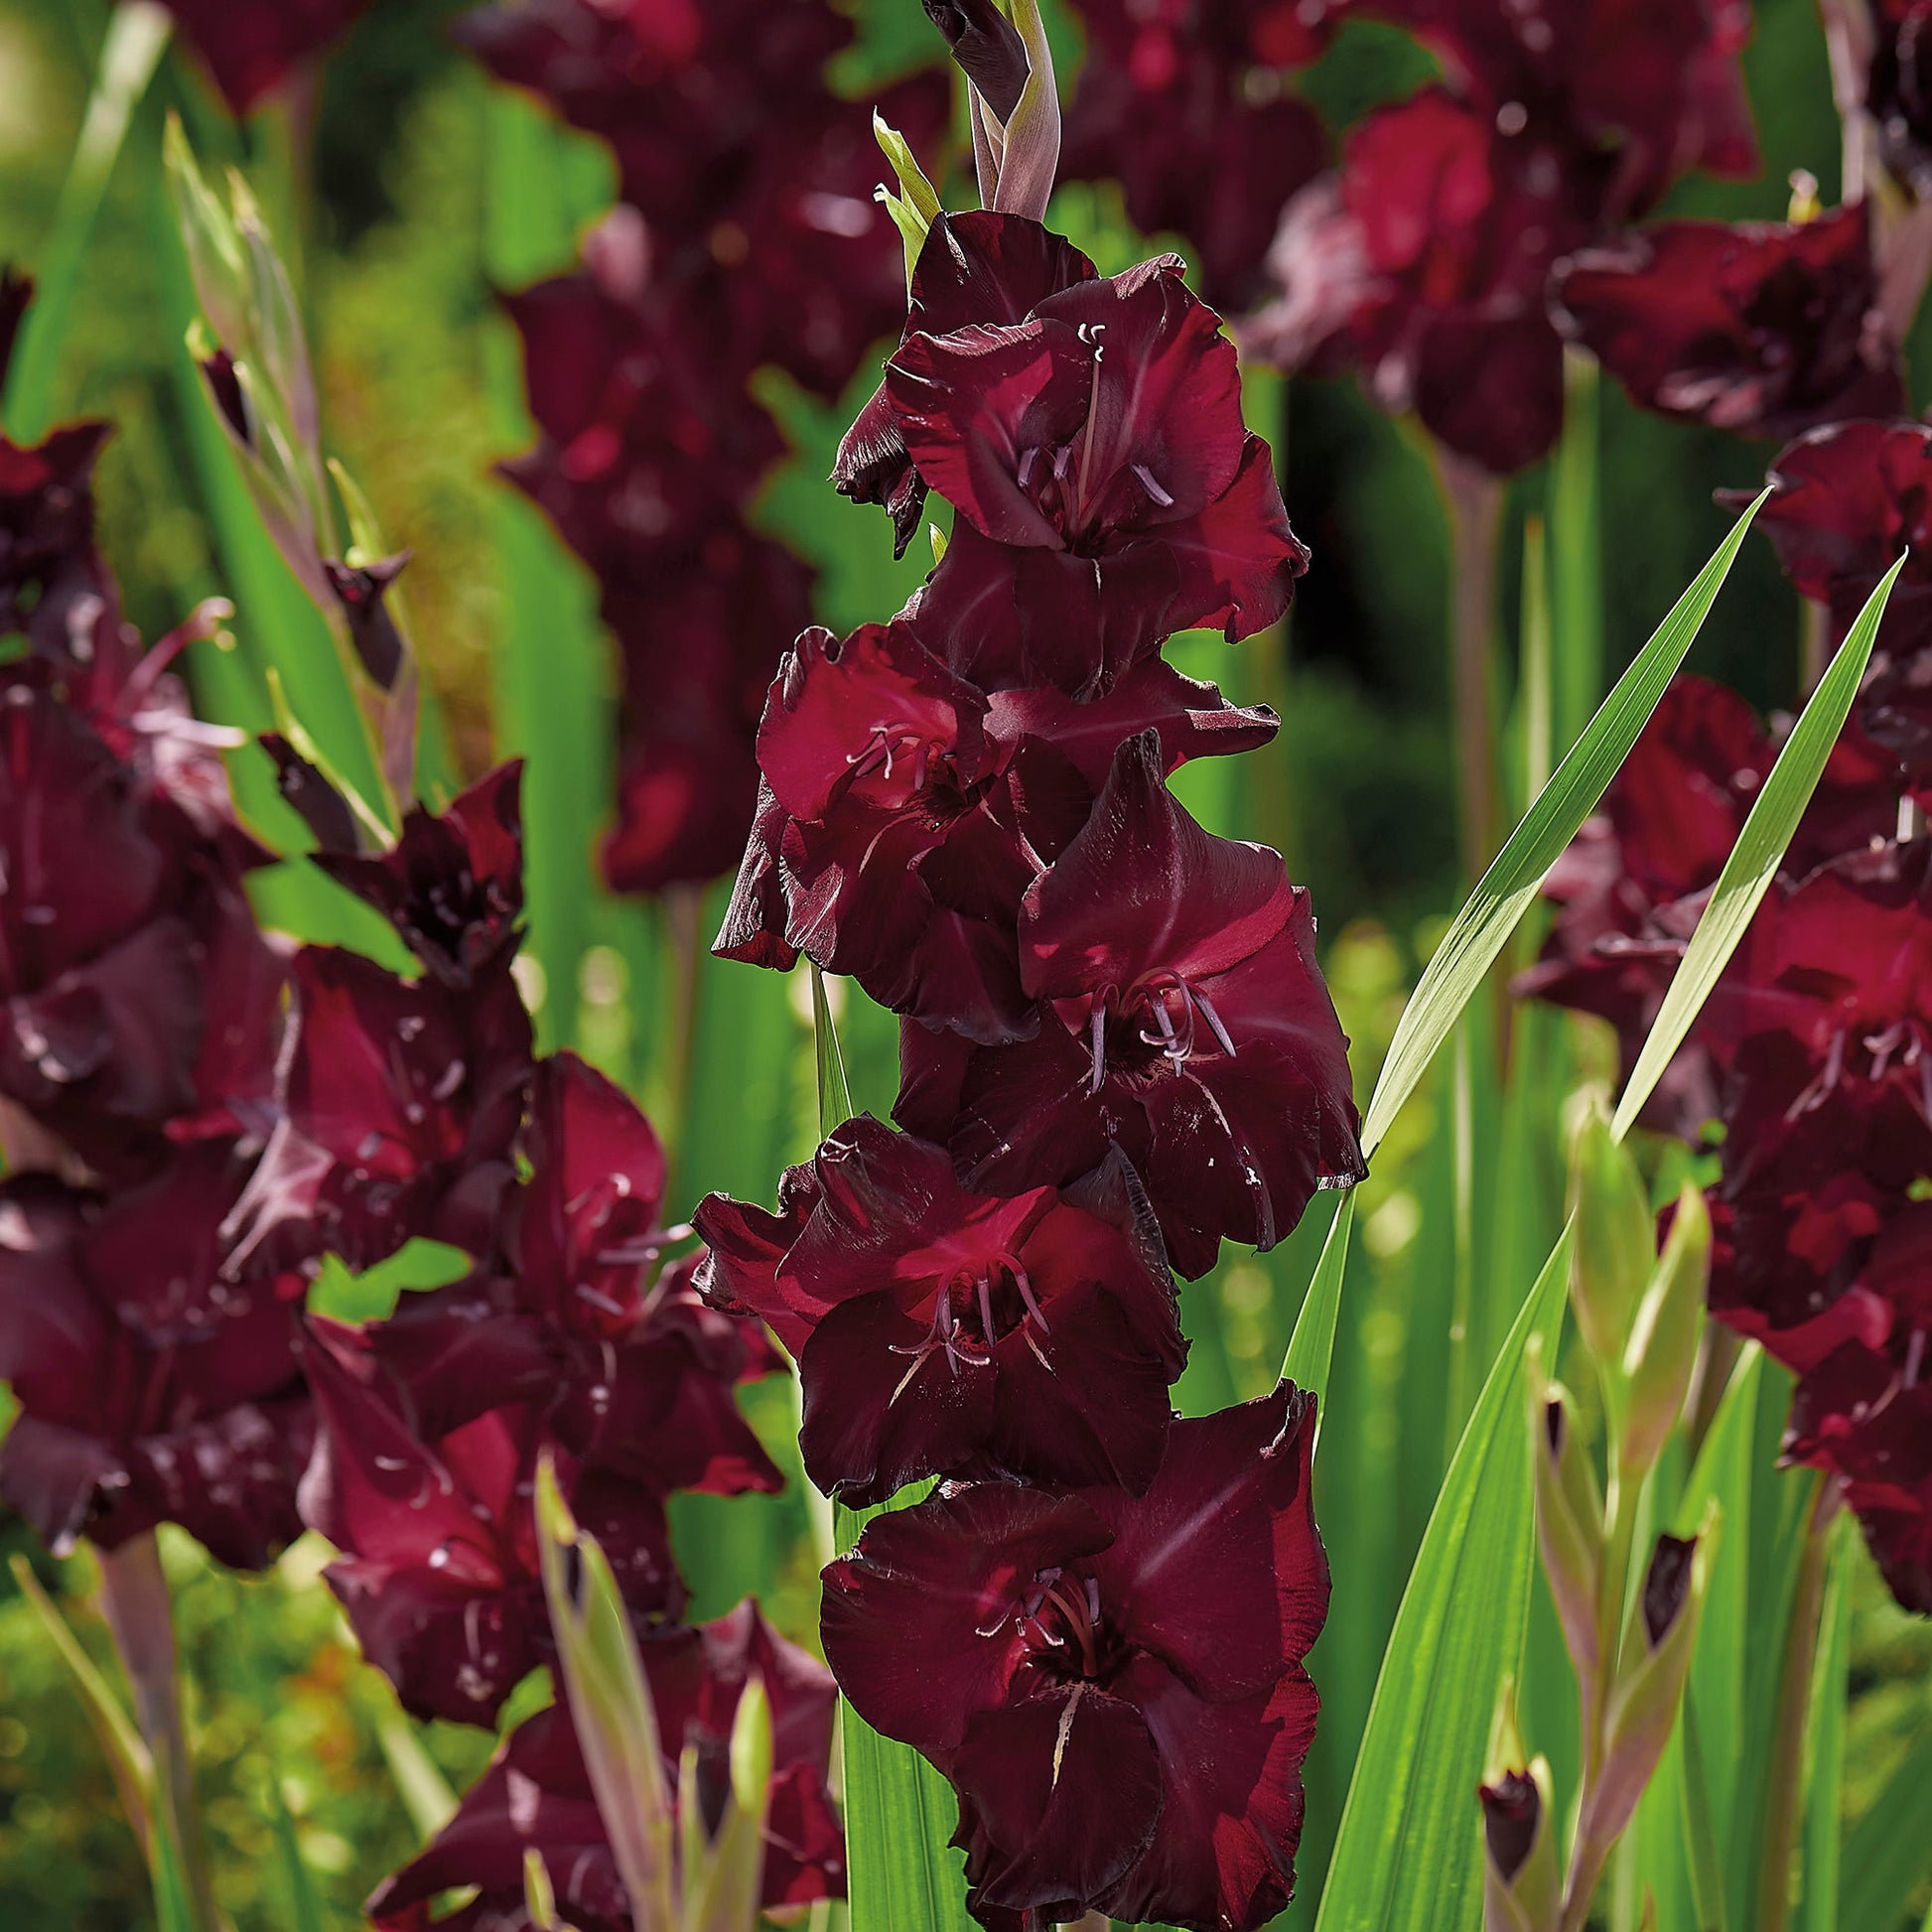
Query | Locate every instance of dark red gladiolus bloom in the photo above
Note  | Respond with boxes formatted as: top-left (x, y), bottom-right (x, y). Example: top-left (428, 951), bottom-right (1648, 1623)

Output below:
top-left (1553, 205), bottom-right (1902, 438)
top-left (886, 253), bottom-right (1308, 694)
top-left (821, 1386), bottom-right (1328, 1932)
top-left (458, 0), bottom-right (944, 401)
top-left (599, 535), bottom-right (817, 896)
top-left (1055, 0), bottom-right (1330, 312)
top-left (1872, 0), bottom-right (1932, 199)
top-left (259, 947), bottom-right (534, 1269)
top-left (0, 1164), bottom-right (310, 1568)
top-left (1340, 0), bottom-right (1757, 217)
top-left (1247, 89), bottom-right (1574, 475)
top-left (361, 1052), bottom-right (784, 1499)
top-left (317, 761), bottom-right (525, 990)
top-left (299, 1318), bottom-right (679, 1726)
top-left (367, 1599), bottom-right (845, 1928)
top-left (163, 0), bottom-right (372, 115)
top-left (715, 621), bottom-right (1280, 1041)
top-left (0, 682), bottom-right (283, 1177)
top-left (897, 733), bottom-right (1364, 1279)
top-left (837, 212), bottom-right (1100, 561)
top-left (694, 1116), bottom-right (1186, 1503)
top-left (1745, 418), bottom-right (1932, 649)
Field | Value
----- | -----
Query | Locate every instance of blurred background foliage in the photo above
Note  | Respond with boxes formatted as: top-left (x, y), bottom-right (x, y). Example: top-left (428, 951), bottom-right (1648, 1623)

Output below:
top-left (1, 0), bottom-right (1930, 1926)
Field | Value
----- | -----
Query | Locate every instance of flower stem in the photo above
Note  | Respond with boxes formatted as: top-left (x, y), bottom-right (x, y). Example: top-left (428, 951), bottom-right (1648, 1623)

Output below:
top-left (96, 1534), bottom-right (221, 1932)
top-left (1754, 1471), bottom-right (1843, 1932)
top-left (1439, 452), bottom-right (1505, 883)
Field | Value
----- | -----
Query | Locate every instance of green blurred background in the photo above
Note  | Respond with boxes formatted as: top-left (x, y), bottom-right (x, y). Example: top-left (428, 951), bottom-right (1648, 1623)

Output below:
top-left (1, 0), bottom-right (1930, 1926)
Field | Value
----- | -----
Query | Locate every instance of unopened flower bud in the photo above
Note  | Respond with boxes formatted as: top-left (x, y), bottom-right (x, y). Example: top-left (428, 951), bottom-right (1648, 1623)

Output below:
top-left (1532, 1369), bottom-right (1603, 1689)
top-left (1566, 1093), bottom-right (1654, 1379)
top-left (1618, 1184), bottom-right (1712, 1476)
top-left (1479, 1688), bottom-right (1559, 1932)
top-left (324, 552), bottom-right (410, 692)
top-left (1587, 1515), bottom-right (1716, 1853)
top-left (922, 0), bottom-right (1029, 120)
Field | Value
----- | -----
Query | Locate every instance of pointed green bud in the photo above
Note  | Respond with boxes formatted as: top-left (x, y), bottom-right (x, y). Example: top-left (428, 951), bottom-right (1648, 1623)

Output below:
top-left (1587, 1510), bottom-right (1718, 1853)
top-left (1618, 1184), bottom-right (1712, 1476)
top-left (1479, 1692), bottom-right (1559, 1932)
top-left (930, 521), bottom-right (949, 566)
top-left (1530, 1356), bottom-right (1603, 1691)
top-left (523, 1848), bottom-right (561, 1930)
top-left (729, 1673), bottom-right (773, 1817)
top-left (1566, 1091), bottom-right (1654, 1379)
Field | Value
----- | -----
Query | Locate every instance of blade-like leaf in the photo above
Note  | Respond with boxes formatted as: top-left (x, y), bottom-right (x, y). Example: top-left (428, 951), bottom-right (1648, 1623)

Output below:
top-left (812, 965), bottom-right (855, 1138)
top-left (1311, 1223), bottom-right (1572, 1932)
top-left (1280, 1188), bottom-right (1355, 1405)
top-left (372, 1704), bottom-right (460, 1842)
top-left (832, 1500), bottom-right (975, 1932)
top-left (1839, 1725), bottom-right (1932, 1932)
top-left (1800, 1514), bottom-right (1856, 1932)
top-left (2, 2), bottom-right (173, 440)
top-left (1610, 555), bottom-right (1906, 1139)
top-left (1359, 491), bottom-right (1767, 1157)
top-left (1681, 1694), bottom-right (1728, 1932)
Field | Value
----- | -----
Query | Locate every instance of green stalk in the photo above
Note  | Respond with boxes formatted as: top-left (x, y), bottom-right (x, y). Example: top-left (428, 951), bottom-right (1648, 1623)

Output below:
top-left (1438, 451), bottom-right (1505, 881)
top-left (1753, 1474), bottom-right (1842, 1932)
top-left (95, 1535), bottom-right (221, 1932)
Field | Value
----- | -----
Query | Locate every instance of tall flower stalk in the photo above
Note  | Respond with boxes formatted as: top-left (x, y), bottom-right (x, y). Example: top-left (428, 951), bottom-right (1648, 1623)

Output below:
top-left (695, 11), bottom-right (1360, 1927)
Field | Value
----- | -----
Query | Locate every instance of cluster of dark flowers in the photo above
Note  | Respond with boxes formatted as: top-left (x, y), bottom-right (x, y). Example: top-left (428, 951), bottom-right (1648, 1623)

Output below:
top-left (690, 151), bottom-right (1363, 1919)
top-left (1026, 0), bottom-right (1763, 477)
top-left (1242, 0), bottom-right (1759, 474)
top-left (0, 294), bottom-right (843, 1925)
top-left (1522, 41), bottom-right (1932, 1616)
top-left (453, 0), bottom-right (948, 894)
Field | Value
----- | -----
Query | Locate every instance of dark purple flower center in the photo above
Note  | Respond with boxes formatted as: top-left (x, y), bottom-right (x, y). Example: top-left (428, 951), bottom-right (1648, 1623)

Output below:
top-left (1010, 327), bottom-right (1173, 553)
top-left (1009, 1563), bottom-right (1126, 1685)
top-left (1084, 972), bottom-right (1238, 1094)
top-left (890, 1251), bottom-right (1052, 1395)
top-left (1786, 1015), bottom-right (1932, 1123)
top-left (843, 715), bottom-right (972, 822)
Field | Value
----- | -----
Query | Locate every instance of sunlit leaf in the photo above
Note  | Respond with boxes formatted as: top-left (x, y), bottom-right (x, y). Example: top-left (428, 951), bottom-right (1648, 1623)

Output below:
top-left (1312, 1225), bottom-right (1572, 1932)
top-left (1611, 555), bottom-right (1906, 1140)
top-left (1359, 490), bottom-right (1766, 1158)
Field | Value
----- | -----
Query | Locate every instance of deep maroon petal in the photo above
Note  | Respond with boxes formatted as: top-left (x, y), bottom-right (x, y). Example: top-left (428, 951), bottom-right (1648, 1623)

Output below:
top-left (1022, 731), bottom-right (1295, 1000)
top-left (1095, 1657), bottom-right (1317, 1932)
top-left (1083, 1386), bottom-right (1328, 1702)
top-left (317, 760), bottom-right (525, 989)
top-left (820, 1484), bottom-right (1115, 1760)
top-left (952, 1686), bottom-right (1165, 1917)
top-left (798, 1291), bottom-right (1000, 1505)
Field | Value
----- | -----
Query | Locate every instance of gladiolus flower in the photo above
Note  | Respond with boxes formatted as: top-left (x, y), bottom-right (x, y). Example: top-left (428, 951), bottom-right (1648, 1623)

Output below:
top-left (821, 1387), bottom-right (1327, 1932)
top-left (695, 1116), bottom-right (1186, 1503)
top-left (317, 761), bottom-right (525, 990)
top-left (0, 1161), bottom-right (310, 1568)
top-left (299, 1318), bottom-right (679, 1725)
top-left (897, 732), bottom-right (1364, 1279)
top-left (1553, 205), bottom-right (1901, 439)
top-left (888, 252), bottom-right (1308, 694)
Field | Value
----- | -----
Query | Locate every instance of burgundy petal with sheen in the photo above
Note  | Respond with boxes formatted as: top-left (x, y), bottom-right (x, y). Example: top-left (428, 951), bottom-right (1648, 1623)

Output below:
top-left (1554, 206), bottom-right (1900, 439)
top-left (695, 1116), bottom-right (1184, 1501)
